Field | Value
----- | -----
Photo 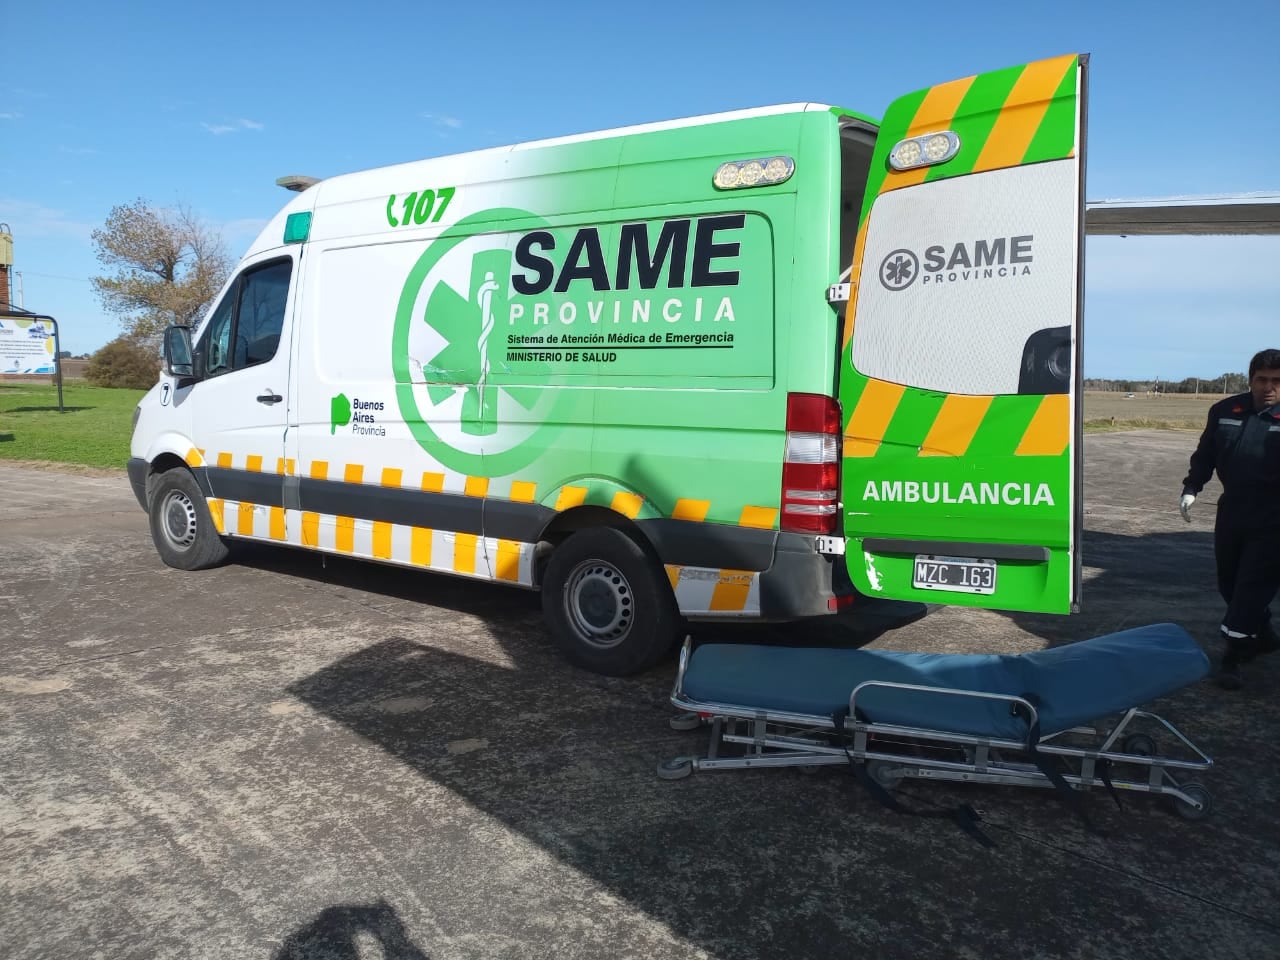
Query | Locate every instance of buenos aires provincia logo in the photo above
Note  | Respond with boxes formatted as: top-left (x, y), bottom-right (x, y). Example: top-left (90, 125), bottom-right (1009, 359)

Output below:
top-left (880, 235), bottom-right (1035, 291)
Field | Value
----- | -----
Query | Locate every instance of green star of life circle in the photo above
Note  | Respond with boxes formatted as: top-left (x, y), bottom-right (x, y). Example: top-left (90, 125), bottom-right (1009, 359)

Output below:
top-left (392, 208), bottom-right (567, 477)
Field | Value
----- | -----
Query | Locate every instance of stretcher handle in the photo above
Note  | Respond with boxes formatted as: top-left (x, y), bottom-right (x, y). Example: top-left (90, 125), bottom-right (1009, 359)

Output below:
top-left (849, 680), bottom-right (1039, 737)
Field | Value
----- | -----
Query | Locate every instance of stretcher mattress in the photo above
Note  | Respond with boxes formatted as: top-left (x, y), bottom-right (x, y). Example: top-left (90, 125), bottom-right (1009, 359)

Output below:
top-left (680, 623), bottom-right (1209, 740)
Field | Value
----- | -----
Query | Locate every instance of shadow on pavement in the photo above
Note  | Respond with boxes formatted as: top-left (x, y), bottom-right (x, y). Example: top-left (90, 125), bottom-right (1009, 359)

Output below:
top-left (273, 901), bottom-right (429, 960)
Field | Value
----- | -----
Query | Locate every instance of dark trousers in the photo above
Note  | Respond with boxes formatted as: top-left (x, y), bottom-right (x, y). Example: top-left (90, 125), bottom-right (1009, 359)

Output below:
top-left (1215, 501), bottom-right (1280, 638)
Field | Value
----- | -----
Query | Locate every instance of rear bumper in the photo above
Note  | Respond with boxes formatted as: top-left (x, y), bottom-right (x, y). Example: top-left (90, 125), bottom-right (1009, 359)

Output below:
top-left (758, 531), bottom-right (851, 619)
top-left (127, 457), bottom-right (148, 511)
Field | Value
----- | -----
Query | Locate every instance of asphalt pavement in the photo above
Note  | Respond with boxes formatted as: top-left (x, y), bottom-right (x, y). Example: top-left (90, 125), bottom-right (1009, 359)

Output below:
top-left (1, 432), bottom-right (1278, 960)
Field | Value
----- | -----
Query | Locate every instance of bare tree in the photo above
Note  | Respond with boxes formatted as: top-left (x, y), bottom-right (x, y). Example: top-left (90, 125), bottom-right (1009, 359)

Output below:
top-left (91, 199), bottom-right (232, 348)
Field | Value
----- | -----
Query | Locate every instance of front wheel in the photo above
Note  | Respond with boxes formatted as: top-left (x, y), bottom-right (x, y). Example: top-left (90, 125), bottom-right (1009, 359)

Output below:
top-left (541, 526), bottom-right (681, 676)
top-left (147, 467), bottom-right (229, 571)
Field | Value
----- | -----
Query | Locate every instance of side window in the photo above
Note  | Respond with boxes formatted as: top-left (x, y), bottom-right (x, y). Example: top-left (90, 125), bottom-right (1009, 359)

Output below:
top-left (235, 261), bottom-right (291, 368)
top-left (197, 258), bottom-right (293, 378)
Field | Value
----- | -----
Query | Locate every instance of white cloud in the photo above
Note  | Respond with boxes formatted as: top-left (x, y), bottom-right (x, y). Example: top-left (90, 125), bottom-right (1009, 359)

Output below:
top-left (421, 112), bottom-right (462, 131)
top-left (0, 198), bottom-right (94, 241)
top-left (201, 118), bottom-right (265, 135)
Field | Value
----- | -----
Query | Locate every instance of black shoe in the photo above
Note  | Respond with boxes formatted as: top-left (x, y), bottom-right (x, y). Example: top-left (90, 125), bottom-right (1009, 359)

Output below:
top-left (1217, 655), bottom-right (1243, 691)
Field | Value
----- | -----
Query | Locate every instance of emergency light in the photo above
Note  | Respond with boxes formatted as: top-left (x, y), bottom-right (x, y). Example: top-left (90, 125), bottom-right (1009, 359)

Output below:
top-left (888, 131), bottom-right (960, 171)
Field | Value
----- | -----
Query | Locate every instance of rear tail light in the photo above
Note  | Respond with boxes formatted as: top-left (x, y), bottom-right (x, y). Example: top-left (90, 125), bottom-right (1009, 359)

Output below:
top-left (782, 393), bottom-right (841, 534)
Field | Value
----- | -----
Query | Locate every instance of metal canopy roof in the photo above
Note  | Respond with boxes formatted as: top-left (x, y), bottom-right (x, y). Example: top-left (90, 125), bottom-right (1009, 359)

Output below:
top-left (1085, 194), bottom-right (1280, 236)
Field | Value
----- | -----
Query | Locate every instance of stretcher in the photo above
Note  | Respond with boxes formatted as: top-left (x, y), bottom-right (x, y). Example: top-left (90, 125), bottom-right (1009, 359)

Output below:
top-left (661, 623), bottom-right (1215, 822)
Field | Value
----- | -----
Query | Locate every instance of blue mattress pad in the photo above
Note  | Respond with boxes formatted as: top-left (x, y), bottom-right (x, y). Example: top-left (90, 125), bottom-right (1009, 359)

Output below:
top-left (678, 623), bottom-right (1209, 741)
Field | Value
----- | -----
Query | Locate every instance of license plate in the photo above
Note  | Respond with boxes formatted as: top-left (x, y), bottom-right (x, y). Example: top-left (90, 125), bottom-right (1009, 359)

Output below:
top-left (912, 555), bottom-right (997, 595)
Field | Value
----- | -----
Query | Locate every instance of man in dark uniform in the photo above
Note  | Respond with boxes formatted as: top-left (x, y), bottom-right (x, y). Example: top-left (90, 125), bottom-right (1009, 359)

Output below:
top-left (1181, 348), bottom-right (1280, 689)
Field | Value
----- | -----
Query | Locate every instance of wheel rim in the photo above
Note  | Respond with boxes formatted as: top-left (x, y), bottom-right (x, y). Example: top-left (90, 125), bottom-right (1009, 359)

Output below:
top-left (159, 488), bottom-right (199, 552)
top-left (564, 558), bottom-right (634, 650)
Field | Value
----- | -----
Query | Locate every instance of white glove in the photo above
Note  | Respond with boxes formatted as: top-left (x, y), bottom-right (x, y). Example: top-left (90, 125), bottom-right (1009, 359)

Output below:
top-left (1180, 494), bottom-right (1195, 523)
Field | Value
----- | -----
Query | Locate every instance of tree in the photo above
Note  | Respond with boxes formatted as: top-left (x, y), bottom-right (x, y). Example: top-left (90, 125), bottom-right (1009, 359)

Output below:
top-left (91, 199), bottom-right (232, 348)
top-left (85, 337), bottom-right (161, 390)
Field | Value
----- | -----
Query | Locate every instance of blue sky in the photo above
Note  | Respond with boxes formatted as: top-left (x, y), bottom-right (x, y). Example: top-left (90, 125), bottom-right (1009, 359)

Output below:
top-left (2, 0), bottom-right (1276, 379)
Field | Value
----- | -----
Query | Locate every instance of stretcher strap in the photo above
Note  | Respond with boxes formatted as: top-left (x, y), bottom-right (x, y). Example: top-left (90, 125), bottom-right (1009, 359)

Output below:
top-left (832, 708), bottom-right (995, 848)
top-left (1022, 704), bottom-right (1106, 836)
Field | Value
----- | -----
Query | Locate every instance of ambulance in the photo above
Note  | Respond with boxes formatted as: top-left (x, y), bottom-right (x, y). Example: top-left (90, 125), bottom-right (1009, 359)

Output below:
top-left (129, 54), bottom-right (1088, 675)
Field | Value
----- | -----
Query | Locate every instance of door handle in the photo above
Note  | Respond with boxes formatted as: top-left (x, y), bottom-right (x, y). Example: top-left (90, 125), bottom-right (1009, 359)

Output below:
top-left (257, 390), bottom-right (283, 405)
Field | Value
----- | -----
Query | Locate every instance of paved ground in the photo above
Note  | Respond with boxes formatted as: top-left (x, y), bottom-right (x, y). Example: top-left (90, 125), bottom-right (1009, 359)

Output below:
top-left (2, 432), bottom-right (1278, 960)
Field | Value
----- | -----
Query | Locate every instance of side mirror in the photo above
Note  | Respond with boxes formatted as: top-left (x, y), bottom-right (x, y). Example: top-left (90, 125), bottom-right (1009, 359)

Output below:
top-left (163, 325), bottom-right (195, 378)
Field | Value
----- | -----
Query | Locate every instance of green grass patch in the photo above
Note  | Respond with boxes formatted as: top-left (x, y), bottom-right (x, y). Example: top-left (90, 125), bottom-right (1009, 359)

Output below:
top-left (0, 382), bottom-right (146, 469)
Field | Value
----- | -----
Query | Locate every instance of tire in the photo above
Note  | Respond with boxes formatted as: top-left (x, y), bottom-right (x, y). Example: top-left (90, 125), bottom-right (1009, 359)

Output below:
top-left (541, 526), bottom-right (681, 676)
top-left (147, 467), bottom-right (230, 571)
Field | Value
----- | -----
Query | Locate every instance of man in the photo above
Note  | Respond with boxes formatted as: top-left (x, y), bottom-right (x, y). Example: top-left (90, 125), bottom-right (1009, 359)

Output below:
top-left (1181, 349), bottom-right (1280, 689)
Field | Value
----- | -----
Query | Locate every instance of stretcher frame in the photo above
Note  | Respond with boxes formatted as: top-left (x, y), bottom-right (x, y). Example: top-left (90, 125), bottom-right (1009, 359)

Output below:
top-left (661, 640), bottom-right (1215, 819)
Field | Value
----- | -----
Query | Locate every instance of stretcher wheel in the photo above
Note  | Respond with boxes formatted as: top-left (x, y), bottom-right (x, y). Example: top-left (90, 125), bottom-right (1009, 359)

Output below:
top-left (1122, 734), bottom-right (1157, 757)
top-left (669, 712), bottom-right (702, 732)
top-left (657, 757), bottom-right (694, 781)
top-left (866, 760), bottom-right (903, 790)
top-left (1171, 783), bottom-right (1213, 821)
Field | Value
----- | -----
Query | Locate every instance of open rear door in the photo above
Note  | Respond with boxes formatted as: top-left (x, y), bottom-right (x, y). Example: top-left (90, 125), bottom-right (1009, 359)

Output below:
top-left (840, 54), bottom-right (1087, 614)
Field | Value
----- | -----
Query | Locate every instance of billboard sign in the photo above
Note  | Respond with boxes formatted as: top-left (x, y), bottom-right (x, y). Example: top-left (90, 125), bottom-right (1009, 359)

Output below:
top-left (0, 315), bottom-right (57, 374)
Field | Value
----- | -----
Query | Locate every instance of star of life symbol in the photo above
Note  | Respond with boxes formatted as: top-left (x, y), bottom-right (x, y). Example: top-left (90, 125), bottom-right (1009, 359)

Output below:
top-left (879, 248), bottom-right (920, 291)
top-left (403, 236), bottom-right (549, 454)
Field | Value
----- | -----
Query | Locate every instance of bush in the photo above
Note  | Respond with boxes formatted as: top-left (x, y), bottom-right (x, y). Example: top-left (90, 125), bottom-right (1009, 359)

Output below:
top-left (85, 337), bottom-right (160, 390)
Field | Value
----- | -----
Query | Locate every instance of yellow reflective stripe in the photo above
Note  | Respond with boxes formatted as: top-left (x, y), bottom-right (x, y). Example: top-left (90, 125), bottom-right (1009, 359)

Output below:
top-left (973, 54), bottom-right (1076, 174)
top-left (335, 516), bottom-right (355, 553)
top-left (246, 455), bottom-right (263, 473)
top-left (842, 218), bottom-right (871, 351)
top-left (344, 464), bottom-right (363, 484)
top-left (555, 485), bottom-right (588, 510)
top-left (217, 452), bottom-right (233, 469)
top-left (844, 379), bottom-right (907, 457)
top-left (709, 571), bottom-right (753, 612)
top-left (495, 540), bottom-right (521, 581)
top-left (310, 461), bottom-right (328, 480)
top-left (372, 521), bottom-right (393, 559)
top-left (237, 503), bottom-right (255, 536)
top-left (465, 476), bottom-right (489, 498)
top-left (453, 533), bottom-right (478, 574)
top-left (920, 395), bottom-right (993, 457)
top-left (185, 448), bottom-right (204, 467)
top-left (738, 505), bottom-right (778, 529)
top-left (1016, 394), bottom-right (1071, 456)
top-left (672, 498), bottom-right (710, 522)
top-left (381, 467), bottom-right (403, 488)
top-left (510, 481), bottom-right (537, 502)
top-left (208, 498), bottom-right (225, 534)
top-left (883, 75), bottom-right (976, 192)
top-left (301, 512), bottom-right (320, 546)
top-left (421, 471), bottom-right (444, 493)
top-left (410, 527), bottom-right (432, 565)
top-left (665, 565), bottom-right (681, 593)
top-left (611, 491), bottom-right (643, 518)
top-left (277, 458), bottom-right (295, 476)
top-left (269, 506), bottom-right (286, 540)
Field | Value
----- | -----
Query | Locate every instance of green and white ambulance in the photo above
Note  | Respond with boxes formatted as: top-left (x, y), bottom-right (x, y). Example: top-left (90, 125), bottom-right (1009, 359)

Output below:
top-left (129, 54), bottom-right (1088, 675)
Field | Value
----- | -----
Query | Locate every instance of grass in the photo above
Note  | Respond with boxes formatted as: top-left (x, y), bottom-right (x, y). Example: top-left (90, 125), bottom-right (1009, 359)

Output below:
top-left (1082, 391), bottom-right (1216, 434)
top-left (0, 381), bottom-right (146, 470)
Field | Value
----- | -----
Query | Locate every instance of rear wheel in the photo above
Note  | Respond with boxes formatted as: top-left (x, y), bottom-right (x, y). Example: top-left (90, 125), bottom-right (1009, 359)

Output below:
top-left (147, 467), bottom-right (229, 571)
top-left (541, 526), bottom-right (681, 676)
